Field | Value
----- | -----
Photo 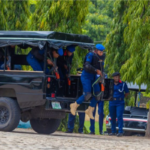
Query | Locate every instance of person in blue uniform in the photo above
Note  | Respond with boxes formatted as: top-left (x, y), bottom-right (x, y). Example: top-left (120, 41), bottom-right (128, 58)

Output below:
top-left (57, 45), bottom-right (75, 80)
top-left (57, 45), bottom-right (85, 134)
top-left (26, 47), bottom-right (63, 73)
top-left (66, 112), bottom-right (85, 134)
top-left (109, 72), bottom-right (129, 137)
top-left (89, 74), bottom-right (107, 135)
top-left (89, 52), bottom-right (106, 135)
top-left (70, 44), bottom-right (105, 119)
top-left (0, 49), bottom-right (4, 70)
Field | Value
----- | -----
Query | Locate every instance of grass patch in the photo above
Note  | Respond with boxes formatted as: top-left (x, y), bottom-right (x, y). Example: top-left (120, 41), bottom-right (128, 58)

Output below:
top-left (84, 121), bottom-right (106, 135)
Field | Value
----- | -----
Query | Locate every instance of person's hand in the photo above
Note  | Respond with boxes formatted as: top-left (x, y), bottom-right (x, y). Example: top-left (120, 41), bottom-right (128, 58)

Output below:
top-left (96, 69), bottom-right (103, 76)
top-left (47, 59), bottom-right (54, 66)
top-left (64, 65), bottom-right (68, 70)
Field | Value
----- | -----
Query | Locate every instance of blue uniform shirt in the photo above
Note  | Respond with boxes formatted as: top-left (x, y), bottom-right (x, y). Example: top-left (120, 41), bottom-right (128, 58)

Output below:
top-left (109, 81), bottom-right (129, 106)
top-left (82, 52), bottom-right (104, 80)
top-left (38, 49), bottom-right (45, 55)
top-left (82, 52), bottom-right (95, 79)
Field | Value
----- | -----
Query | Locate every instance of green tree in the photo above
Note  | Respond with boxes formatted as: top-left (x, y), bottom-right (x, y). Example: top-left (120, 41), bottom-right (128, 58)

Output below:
top-left (6, 0), bottom-right (30, 30)
top-left (83, 0), bottom-right (114, 43)
top-left (30, 0), bottom-right (89, 33)
top-left (120, 0), bottom-right (150, 88)
top-left (0, 0), bottom-right (7, 30)
top-left (104, 0), bottom-right (129, 76)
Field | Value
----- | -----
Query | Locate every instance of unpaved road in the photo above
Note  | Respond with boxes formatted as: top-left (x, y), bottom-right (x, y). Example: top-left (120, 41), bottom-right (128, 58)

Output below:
top-left (0, 129), bottom-right (150, 150)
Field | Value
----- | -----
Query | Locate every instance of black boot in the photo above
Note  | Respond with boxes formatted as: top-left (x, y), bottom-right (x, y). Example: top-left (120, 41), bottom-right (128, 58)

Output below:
top-left (100, 131), bottom-right (103, 135)
top-left (109, 133), bottom-right (116, 136)
top-left (117, 133), bottom-right (123, 137)
top-left (65, 130), bottom-right (73, 133)
top-left (89, 132), bottom-right (95, 135)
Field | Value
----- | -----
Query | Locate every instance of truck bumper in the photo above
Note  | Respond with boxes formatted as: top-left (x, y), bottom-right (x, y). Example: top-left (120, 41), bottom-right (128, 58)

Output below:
top-left (45, 97), bottom-right (89, 112)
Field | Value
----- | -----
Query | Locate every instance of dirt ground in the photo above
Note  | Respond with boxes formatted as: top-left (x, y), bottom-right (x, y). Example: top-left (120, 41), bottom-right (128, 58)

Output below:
top-left (0, 129), bottom-right (150, 150)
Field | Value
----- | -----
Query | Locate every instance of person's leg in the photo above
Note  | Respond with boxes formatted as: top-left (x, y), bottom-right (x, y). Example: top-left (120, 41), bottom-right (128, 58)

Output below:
top-left (109, 105), bottom-right (116, 134)
top-left (98, 101), bottom-right (104, 134)
top-left (67, 113), bottom-right (76, 133)
top-left (90, 105), bottom-right (96, 133)
top-left (70, 75), bottom-right (92, 115)
top-left (76, 76), bottom-right (92, 105)
top-left (78, 112), bottom-right (85, 133)
top-left (90, 80), bottom-right (100, 107)
top-left (58, 67), bottom-right (65, 80)
top-left (116, 104), bottom-right (124, 134)
top-left (26, 52), bottom-right (43, 71)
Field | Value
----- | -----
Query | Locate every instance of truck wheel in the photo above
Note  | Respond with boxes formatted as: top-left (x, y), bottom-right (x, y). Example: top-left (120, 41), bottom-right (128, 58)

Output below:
top-left (30, 118), bottom-right (61, 134)
top-left (0, 97), bottom-right (20, 131)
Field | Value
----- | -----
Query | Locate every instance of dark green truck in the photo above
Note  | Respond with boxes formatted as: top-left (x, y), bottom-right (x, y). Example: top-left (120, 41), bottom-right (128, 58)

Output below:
top-left (0, 31), bottom-right (113, 134)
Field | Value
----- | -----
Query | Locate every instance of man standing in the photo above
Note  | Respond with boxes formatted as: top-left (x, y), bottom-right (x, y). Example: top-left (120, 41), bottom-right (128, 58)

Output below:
top-left (89, 53), bottom-right (106, 135)
top-left (109, 72), bottom-right (129, 137)
top-left (89, 101), bottom-right (104, 135)
top-left (66, 112), bottom-right (85, 134)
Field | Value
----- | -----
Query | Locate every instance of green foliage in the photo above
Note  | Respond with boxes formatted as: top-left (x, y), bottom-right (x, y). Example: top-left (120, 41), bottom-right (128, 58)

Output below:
top-left (120, 0), bottom-right (150, 90)
top-left (125, 91), bottom-right (135, 107)
top-left (104, 101), bottom-right (109, 116)
top-left (0, 0), bottom-right (7, 30)
top-left (71, 47), bottom-right (88, 74)
top-left (146, 101), bottom-right (150, 109)
top-left (104, 0), bottom-right (129, 77)
top-left (6, 0), bottom-right (30, 30)
top-left (83, 0), bottom-right (114, 43)
top-left (28, 0), bottom-right (37, 4)
top-left (30, 0), bottom-right (89, 33)
top-left (105, 0), bottom-right (150, 90)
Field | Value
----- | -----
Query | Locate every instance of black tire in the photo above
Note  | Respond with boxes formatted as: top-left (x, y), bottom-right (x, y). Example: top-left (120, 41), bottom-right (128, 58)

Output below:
top-left (30, 118), bottom-right (61, 134)
top-left (0, 97), bottom-right (20, 131)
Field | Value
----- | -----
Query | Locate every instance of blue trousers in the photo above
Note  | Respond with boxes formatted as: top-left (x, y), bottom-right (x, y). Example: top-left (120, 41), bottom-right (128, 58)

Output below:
top-left (67, 112), bottom-right (85, 133)
top-left (90, 101), bottom-right (104, 133)
top-left (109, 104), bottom-right (124, 133)
top-left (26, 52), bottom-right (49, 73)
top-left (76, 75), bottom-right (100, 107)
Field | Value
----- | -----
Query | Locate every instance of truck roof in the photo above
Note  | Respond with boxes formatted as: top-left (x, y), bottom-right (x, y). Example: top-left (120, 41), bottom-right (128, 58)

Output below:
top-left (127, 82), bottom-right (147, 91)
top-left (0, 31), bottom-right (94, 50)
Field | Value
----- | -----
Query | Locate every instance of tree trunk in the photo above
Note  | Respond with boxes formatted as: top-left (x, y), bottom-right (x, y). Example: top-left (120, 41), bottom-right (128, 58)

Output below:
top-left (146, 107), bottom-right (150, 137)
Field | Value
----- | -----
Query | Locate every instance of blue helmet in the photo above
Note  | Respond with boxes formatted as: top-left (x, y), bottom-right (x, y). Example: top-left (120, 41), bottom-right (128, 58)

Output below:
top-left (95, 44), bottom-right (105, 51)
top-left (66, 45), bottom-right (75, 52)
top-left (57, 48), bottom-right (63, 56)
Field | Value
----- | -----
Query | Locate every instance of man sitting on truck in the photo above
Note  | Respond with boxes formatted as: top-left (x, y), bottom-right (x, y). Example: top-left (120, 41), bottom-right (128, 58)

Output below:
top-left (57, 45), bottom-right (75, 80)
top-left (26, 47), bottom-right (63, 73)
top-left (0, 49), bottom-right (4, 70)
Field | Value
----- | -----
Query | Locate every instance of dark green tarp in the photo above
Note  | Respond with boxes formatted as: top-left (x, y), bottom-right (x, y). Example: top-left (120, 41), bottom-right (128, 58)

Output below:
top-left (0, 31), bottom-right (94, 50)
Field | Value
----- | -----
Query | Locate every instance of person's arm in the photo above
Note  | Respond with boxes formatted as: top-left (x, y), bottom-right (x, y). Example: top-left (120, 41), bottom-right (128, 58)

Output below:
top-left (47, 59), bottom-right (54, 66)
top-left (31, 48), bottom-right (44, 61)
top-left (124, 83), bottom-right (130, 98)
top-left (57, 56), bottom-right (65, 68)
top-left (84, 53), bottom-right (102, 76)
